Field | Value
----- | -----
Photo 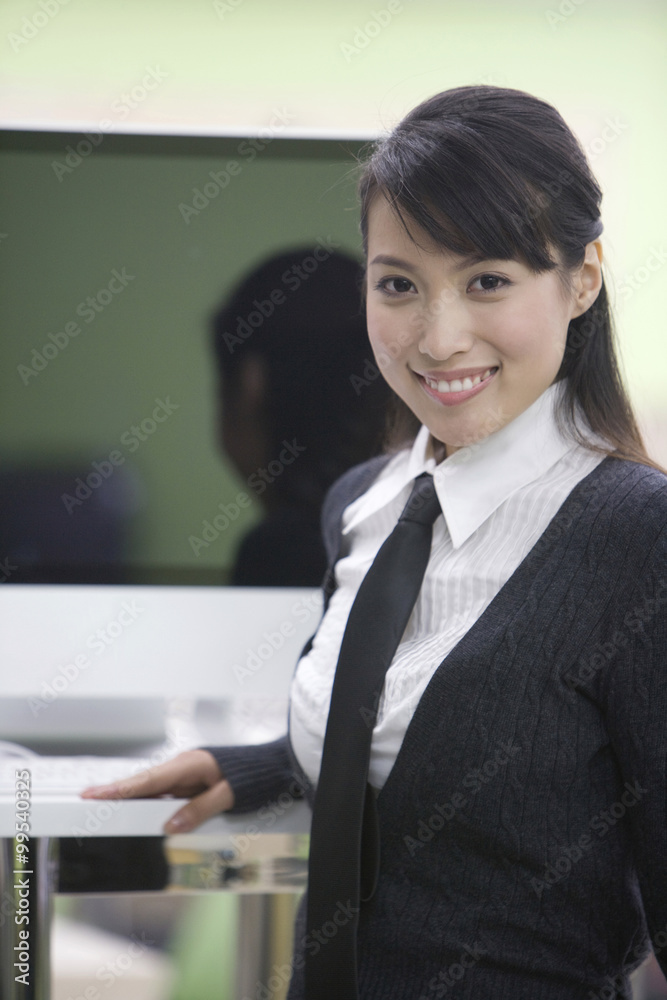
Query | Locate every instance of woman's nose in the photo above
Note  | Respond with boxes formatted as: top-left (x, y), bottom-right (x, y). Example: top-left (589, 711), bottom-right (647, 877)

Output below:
top-left (415, 290), bottom-right (476, 359)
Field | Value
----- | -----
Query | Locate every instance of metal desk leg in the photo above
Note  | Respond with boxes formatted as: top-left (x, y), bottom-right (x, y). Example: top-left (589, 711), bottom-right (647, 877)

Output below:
top-left (0, 837), bottom-right (58, 1000)
top-left (236, 895), bottom-right (272, 998)
top-left (235, 895), bottom-right (299, 1000)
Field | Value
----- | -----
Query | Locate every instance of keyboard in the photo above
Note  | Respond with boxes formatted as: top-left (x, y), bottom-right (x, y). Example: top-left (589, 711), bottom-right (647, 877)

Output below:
top-left (0, 755), bottom-right (156, 796)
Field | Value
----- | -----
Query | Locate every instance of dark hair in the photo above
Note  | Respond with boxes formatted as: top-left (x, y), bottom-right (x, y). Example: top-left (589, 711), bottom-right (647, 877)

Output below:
top-left (358, 84), bottom-right (661, 471)
top-left (211, 248), bottom-right (391, 506)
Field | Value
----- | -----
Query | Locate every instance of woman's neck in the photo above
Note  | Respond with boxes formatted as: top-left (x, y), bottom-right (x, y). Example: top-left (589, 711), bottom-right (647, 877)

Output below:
top-left (428, 435), bottom-right (448, 464)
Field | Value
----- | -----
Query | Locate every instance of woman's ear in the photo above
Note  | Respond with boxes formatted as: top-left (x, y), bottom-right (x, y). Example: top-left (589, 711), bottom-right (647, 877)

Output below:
top-left (570, 239), bottom-right (603, 318)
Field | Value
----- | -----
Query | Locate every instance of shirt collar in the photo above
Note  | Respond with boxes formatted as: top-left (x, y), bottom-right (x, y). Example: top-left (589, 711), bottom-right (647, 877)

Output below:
top-left (343, 382), bottom-right (577, 548)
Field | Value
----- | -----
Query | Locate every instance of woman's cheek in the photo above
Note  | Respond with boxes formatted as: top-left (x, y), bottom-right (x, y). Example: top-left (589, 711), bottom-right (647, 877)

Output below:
top-left (506, 322), bottom-right (566, 375)
top-left (367, 320), bottom-right (399, 373)
top-left (371, 309), bottom-right (416, 358)
top-left (369, 338), bottom-right (396, 380)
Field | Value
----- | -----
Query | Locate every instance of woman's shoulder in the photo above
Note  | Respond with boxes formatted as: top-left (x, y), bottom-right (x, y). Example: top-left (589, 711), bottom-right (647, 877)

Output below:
top-left (584, 455), bottom-right (667, 547)
top-left (592, 455), bottom-right (667, 505)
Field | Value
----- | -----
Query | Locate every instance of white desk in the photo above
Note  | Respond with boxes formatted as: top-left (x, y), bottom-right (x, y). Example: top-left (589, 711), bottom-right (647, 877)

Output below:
top-left (0, 795), bottom-right (311, 839)
top-left (0, 585), bottom-right (320, 1000)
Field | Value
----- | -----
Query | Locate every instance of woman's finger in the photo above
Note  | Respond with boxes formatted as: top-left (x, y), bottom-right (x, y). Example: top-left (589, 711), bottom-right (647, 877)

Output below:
top-left (163, 779), bottom-right (235, 834)
top-left (80, 750), bottom-right (223, 800)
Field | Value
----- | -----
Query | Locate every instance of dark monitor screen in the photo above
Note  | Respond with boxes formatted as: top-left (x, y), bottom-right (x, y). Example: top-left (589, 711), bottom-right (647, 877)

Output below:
top-left (0, 128), bottom-right (387, 585)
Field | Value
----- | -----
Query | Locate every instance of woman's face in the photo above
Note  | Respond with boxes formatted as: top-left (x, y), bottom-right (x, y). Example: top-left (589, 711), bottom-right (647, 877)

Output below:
top-left (365, 196), bottom-right (593, 456)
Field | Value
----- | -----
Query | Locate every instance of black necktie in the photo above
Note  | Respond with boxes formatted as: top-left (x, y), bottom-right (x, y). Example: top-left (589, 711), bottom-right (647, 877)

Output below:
top-left (304, 473), bottom-right (442, 999)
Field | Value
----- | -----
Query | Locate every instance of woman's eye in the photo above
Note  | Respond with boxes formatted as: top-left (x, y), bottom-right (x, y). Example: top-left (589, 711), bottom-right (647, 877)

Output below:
top-left (470, 274), bottom-right (508, 293)
top-left (375, 276), bottom-right (415, 295)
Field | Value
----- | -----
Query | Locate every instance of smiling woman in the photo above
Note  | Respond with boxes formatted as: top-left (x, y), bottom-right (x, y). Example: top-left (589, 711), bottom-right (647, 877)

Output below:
top-left (84, 84), bottom-right (667, 1000)
top-left (357, 85), bottom-right (656, 471)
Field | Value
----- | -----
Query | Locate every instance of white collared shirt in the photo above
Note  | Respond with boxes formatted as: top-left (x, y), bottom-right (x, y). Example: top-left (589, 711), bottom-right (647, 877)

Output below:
top-left (289, 383), bottom-right (609, 791)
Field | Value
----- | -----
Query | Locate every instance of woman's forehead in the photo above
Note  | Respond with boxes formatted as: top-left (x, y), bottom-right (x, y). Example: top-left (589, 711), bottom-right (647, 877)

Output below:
top-left (364, 195), bottom-right (553, 276)
top-left (366, 199), bottom-right (493, 269)
top-left (365, 195), bottom-right (483, 261)
top-left (366, 196), bottom-right (452, 255)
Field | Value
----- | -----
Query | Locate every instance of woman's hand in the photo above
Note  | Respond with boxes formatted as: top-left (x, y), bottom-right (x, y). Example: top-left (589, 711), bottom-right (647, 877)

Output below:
top-left (80, 749), bottom-right (235, 834)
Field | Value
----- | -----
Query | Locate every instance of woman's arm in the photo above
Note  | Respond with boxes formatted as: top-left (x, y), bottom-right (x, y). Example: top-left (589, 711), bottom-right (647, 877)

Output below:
top-left (200, 734), bottom-right (307, 815)
top-left (81, 736), bottom-right (306, 832)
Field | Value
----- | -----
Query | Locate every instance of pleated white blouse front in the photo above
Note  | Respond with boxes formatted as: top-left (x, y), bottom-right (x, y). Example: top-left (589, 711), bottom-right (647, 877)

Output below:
top-left (289, 382), bottom-right (609, 791)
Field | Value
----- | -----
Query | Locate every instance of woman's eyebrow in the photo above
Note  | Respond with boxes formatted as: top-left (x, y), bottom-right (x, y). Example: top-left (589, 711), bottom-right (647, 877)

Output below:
top-left (451, 253), bottom-right (492, 271)
top-left (369, 252), bottom-right (501, 272)
top-left (369, 254), bottom-right (417, 269)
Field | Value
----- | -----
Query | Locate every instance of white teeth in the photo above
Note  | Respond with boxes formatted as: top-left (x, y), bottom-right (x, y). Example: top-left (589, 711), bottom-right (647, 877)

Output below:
top-left (424, 367), bottom-right (495, 393)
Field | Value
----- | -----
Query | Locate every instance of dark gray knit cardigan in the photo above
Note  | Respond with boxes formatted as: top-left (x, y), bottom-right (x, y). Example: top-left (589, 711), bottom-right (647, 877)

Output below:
top-left (206, 454), bottom-right (667, 1000)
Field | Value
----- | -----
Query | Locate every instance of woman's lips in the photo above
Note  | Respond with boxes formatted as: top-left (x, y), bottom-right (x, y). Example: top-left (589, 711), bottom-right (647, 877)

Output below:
top-left (416, 366), bottom-right (499, 406)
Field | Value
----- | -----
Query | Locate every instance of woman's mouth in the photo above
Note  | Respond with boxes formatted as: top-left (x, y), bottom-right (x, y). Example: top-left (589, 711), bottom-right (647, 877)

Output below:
top-left (416, 367), bottom-right (499, 406)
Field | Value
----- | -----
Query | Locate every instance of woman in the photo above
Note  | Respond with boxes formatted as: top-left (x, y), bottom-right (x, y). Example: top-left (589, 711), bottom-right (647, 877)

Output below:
top-left (84, 85), bottom-right (667, 998)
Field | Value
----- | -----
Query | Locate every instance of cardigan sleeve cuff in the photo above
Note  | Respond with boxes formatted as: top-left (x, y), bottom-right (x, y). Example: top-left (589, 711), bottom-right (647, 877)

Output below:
top-left (200, 735), bottom-right (308, 815)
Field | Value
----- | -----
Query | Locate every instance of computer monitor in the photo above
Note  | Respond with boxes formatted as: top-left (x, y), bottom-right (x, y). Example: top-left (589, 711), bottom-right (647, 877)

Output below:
top-left (0, 126), bottom-right (374, 585)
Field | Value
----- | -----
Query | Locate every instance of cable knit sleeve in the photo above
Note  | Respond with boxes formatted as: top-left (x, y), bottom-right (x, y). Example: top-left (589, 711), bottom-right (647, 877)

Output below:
top-left (200, 736), bottom-right (308, 815)
top-left (599, 493), bottom-right (667, 976)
